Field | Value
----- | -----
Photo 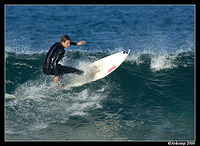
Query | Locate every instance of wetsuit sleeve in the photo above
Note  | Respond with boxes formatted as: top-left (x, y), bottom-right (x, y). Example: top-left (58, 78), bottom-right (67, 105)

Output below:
top-left (70, 42), bottom-right (77, 45)
top-left (54, 49), bottom-right (65, 76)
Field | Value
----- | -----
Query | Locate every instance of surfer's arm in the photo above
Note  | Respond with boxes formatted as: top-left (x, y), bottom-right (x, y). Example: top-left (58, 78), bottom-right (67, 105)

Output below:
top-left (70, 41), bottom-right (86, 46)
top-left (53, 49), bottom-right (64, 77)
top-left (53, 51), bottom-right (63, 83)
top-left (54, 63), bottom-right (59, 77)
top-left (70, 42), bottom-right (77, 45)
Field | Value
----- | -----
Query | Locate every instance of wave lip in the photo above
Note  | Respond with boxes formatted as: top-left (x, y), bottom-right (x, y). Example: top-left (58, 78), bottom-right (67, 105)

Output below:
top-left (150, 54), bottom-right (178, 71)
top-left (126, 49), bottom-right (194, 71)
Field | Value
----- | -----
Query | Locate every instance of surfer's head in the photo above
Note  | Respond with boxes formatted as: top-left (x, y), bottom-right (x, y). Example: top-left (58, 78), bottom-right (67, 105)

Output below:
top-left (60, 35), bottom-right (71, 48)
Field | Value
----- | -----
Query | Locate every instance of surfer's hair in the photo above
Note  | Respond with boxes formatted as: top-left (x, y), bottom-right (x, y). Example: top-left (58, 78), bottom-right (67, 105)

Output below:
top-left (60, 35), bottom-right (71, 43)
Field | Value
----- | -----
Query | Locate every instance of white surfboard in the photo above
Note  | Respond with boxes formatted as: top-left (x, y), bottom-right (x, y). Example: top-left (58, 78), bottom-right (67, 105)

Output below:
top-left (88, 49), bottom-right (131, 81)
top-left (62, 50), bottom-right (131, 90)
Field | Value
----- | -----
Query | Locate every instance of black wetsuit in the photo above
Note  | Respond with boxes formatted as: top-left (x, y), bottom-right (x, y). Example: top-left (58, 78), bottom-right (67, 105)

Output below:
top-left (42, 42), bottom-right (84, 76)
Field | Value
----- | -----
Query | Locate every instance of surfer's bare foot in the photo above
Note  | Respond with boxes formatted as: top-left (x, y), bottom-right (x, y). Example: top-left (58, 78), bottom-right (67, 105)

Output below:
top-left (90, 66), bottom-right (97, 77)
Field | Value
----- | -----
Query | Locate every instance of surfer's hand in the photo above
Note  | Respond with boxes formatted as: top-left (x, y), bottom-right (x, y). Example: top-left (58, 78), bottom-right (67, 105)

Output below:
top-left (54, 76), bottom-right (59, 83)
top-left (77, 40), bottom-right (86, 45)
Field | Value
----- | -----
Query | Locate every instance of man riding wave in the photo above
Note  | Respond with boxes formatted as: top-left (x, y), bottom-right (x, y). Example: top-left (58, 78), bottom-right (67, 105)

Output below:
top-left (42, 35), bottom-right (85, 83)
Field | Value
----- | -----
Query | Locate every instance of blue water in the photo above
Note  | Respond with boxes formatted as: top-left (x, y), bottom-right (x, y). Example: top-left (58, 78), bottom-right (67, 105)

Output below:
top-left (5, 5), bottom-right (195, 141)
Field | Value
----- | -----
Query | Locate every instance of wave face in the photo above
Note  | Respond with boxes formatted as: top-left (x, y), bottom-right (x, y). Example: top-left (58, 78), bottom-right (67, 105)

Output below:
top-left (5, 50), bottom-right (194, 140)
top-left (5, 5), bottom-right (194, 140)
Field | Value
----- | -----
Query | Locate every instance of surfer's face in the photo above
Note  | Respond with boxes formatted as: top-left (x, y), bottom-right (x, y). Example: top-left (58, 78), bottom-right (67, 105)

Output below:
top-left (62, 40), bottom-right (71, 48)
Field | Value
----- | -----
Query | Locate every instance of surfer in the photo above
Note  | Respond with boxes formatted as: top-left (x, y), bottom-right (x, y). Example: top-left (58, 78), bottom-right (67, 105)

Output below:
top-left (42, 35), bottom-right (86, 83)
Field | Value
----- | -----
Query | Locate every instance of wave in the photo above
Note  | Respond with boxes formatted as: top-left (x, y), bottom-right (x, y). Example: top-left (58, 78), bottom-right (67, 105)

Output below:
top-left (6, 46), bottom-right (194, 68)
top-left (5, 48), bottom-right (194, 95)
top-left (5, 49), bottom-right (194, 93)
top-left (126, 49), bottom-right (194, 71)
top-left (5, 48), bottom-right (194, 135)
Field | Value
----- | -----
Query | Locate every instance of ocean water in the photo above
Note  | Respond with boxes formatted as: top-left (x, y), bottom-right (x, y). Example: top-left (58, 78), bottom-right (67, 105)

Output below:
top-left (5, 5), bottom-right (195, 141)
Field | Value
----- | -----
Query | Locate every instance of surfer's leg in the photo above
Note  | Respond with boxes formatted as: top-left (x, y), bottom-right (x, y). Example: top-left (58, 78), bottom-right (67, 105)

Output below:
top-left (58, 64), bottom-right (84, 75)
top-left (42, 66), bottom-right (54, 75)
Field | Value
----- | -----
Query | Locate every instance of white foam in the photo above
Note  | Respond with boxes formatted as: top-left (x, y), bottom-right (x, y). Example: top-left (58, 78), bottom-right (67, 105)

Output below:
top-left (5, 93), bottom-right (16, 99)
top-left (124, 47), bottom-right (195, 71)
top-left (126, 53), bottom-right (145, 66)
top-left (150, 54), bottom-right (177, 71)
top-left (5, 74), bottom-right (107, 135)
